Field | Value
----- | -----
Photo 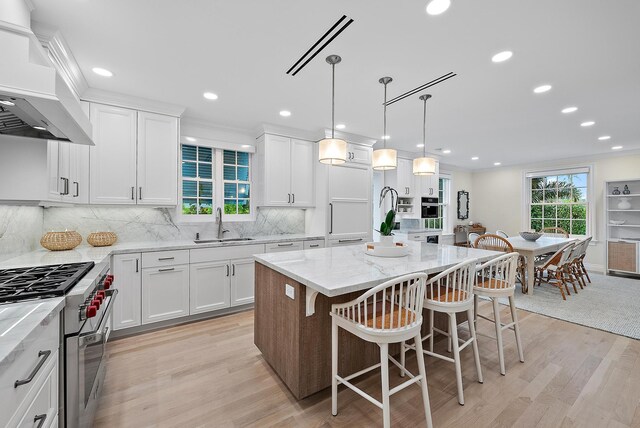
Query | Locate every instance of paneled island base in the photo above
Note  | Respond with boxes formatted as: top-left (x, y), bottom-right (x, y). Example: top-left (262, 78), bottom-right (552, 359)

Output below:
top-left (254, 262), bottom-right (466, 400)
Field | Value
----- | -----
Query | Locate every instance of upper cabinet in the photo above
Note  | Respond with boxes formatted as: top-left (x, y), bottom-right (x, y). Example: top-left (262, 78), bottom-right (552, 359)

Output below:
top-left (416, 161), bottom-right (440, 197)
top-left (47, 141), bottom-right (90, 204)
top-left (345, 143), bottom-right (371, 165)
top-left (89, 103), bottom-right (178, 205)
top-left (255, 134), bottom-right (314, 207)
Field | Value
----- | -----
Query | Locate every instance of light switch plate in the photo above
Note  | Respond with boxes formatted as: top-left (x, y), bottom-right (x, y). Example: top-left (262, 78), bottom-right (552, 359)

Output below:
top-left (285, 284), bottom-right (295, 299)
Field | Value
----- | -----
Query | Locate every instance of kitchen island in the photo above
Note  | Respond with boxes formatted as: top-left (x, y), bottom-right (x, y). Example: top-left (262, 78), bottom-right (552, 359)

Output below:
top-left (253, 242), bottom-right (500, 399)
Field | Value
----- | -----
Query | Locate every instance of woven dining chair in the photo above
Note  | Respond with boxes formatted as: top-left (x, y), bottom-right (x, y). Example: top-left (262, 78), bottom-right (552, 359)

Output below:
top-left (541, 227), bottom-right (569, 238)
top-left (473, 234), bottom-right (527, 291)
top-left (534, 242), bottom-right (577, 300)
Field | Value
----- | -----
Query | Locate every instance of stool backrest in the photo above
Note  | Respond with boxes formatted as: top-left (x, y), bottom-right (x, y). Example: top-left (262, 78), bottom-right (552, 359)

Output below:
top-left (468, 232), bottom-right (480, 244)
top-left (332, 273), bottom-right (427, 332)
top-left (426, 258), bottom-right (477, 305)
top-left (473, 234), bottom-right (514, 253)
top-left (475, 253), bottom-right (519, 290)
top-left (541, 227), bottom-right (569, 238)
top-left (495, 230), bottom-right (509, 239)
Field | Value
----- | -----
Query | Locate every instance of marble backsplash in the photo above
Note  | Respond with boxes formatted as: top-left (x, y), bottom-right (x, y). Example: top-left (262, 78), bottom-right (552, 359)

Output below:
top-left (0, 206), bottom-right (43, 262)
top-left (42, 207), bottom-right (306, 243)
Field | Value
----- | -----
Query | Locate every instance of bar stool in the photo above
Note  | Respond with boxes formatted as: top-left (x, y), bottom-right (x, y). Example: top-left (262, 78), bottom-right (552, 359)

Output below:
top-left (402, 258), bottom-right (483, 406)
top-left (331, 273), bottom-right (432, 428)
top-left (473, 252), bottom-right (525, 375)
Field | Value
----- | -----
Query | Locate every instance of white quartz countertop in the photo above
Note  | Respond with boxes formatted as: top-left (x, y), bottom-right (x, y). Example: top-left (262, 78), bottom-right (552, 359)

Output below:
top-left (254, 242), bottom-right (501, 297)
top-left (0, 298), bottom-right (64, 368)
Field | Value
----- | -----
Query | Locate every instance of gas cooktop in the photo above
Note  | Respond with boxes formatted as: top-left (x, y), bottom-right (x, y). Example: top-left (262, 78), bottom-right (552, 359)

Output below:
top-left (0, 262), bottom-right (95, 304)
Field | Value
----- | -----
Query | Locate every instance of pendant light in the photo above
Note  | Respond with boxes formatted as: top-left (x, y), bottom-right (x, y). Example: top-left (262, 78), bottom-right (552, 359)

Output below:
top-left (372, 77), bottom-right (397, 170)
top-left (318, 55), bottom-right (347, 165)
top-left (413, 94), bottom-right (437, 175)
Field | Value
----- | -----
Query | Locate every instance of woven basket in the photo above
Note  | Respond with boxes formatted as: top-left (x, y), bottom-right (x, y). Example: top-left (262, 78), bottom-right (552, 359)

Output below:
top-left (40, 231), bottom-right (82, 251)
top-left (87, 232), bottom-right (117, 247)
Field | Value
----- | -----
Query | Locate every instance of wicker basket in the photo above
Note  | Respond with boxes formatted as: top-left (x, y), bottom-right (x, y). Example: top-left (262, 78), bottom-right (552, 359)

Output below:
top-left (87, 232), bottom-right (117, 247)
top-left (40, 231), bottom-right (82, 251)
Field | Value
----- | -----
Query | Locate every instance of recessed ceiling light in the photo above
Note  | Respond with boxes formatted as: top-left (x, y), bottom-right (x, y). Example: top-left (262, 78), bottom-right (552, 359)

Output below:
top-left (443, 149), bottom-right (451, 154)
top-left (491, 51), bottom-right (513, 63)
top-left (471, 156), bottom-right (479, 160)
top-left (494, 162), bottom-right (501, 166)
top-left (92, 67), bottom-right (113, 77)
top-left (0, 100), bottom-right (15, 106)
top-left (426, 0), bottom-right (451, 15)
top-left (185, 137), bottom-right (196, 142)
top-left (335, 124), bottom-right (346, 130)
top-left (580, 121), bottom-right (595, 127)
top-left (33, 126), bottom-right (46, 130)
top-left (561, 106), bottom-right (578, 114)
top-left (279, 110), bottom-right (291, 117)
top-left (611, 145), bottom-right (623, 150)
top-left (416, 143), bottom-right (425, 148)
top-left (381, 135), bottom-right (390, 140)
top-left (203, 92), bottom-right (218, 100)
top-left (533, 84), bottom-right (552, 94)
top-left (598, 135), bottom-right (611, 141)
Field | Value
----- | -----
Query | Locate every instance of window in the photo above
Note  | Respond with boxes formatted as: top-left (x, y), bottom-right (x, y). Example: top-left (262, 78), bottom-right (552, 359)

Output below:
top-left (527, 170), bottom-right (589, 235)
top-left (426, 177), bottom-right (450, 230)
top-left (180, 145), bottom-right (252, 220)
top-left (181, 145), bottom-right (213, 216)
top-left (223, 150), bottom-right (251, 215)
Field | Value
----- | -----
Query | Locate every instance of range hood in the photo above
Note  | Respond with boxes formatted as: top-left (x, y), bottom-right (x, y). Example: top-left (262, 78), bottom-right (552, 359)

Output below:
top-left (0, 0), bottom-right (93, 145)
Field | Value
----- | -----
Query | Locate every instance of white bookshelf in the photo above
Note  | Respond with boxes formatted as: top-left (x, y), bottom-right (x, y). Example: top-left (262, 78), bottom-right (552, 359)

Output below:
top-left (605, 179), bottom-right (640, 276)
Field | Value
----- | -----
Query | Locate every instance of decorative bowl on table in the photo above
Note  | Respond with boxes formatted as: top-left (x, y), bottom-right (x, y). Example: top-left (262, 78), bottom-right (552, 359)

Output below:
top-left (87, 231), bottom-right (118, 247)
top-left (609, 220), bottom-right (626, 225)
top-left (40, 230), bottom-right (82, 251)
top-left (519, 231), bottom-right (543, 242)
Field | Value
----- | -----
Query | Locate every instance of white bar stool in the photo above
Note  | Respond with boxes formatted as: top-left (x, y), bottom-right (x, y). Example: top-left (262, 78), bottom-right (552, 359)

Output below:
top-left (402, 258), bottom-right (483, 406)
top-left (473, 252), bottom-right (525, 375)
top-left (331, 273), bottom-right (432, 428)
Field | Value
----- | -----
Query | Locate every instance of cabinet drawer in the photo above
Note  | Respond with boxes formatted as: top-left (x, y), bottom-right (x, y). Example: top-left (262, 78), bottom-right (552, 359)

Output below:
top-left (327, 236), bottom-right (367, 247)
top-left (142, 250), bottom-right (189, 268)
top-left (0, 314), bottom-right (59, 428)
top-left (190, 244), bottom-right (265, 264)
top-left (304, 239), bottom-right (325, 250)
top-left (265, 241), bottom-right (303, 253)
top-left (11, 351), bottom-right (58, 428)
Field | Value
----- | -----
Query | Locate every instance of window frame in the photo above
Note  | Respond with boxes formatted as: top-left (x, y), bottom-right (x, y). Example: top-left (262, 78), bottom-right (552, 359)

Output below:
top-left (425, 176), bottom-right (450, 232)
top-left (522, 165), bottom-right (595, 238)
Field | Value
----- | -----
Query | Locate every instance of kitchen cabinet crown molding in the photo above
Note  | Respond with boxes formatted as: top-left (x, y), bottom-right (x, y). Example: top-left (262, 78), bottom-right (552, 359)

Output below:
top-left (81, 88), bottom-right (185, 117)
top-left (257, 124), bottom-right (320, 143)
top-left (322, 129), bottom-right (377, 147)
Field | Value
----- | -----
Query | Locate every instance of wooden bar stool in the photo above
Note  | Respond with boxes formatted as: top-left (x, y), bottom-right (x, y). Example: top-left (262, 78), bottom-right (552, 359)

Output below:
top-left (331, 273), bottom-right (432, 428)
top-left (402, 259), bottom-right (483, 406)
top-left (473, 252), bottom-right (525, 375)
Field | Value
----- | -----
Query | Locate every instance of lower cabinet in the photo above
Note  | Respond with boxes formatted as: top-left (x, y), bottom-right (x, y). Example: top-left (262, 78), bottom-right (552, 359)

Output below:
top-left (111, 253), bottom-right (142, 330)
top-left (142, 264), bottom-right (190, 324)
top-left (230, 258), bottom-right (255, 306)
top-left (190, 261), bottom-right (230, 314)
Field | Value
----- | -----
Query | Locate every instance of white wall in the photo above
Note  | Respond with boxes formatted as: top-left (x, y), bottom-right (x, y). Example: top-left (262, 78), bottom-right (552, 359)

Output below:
top-left (441, 166), bottom-right (474, 232)
top-left (470, 153), bottom-right (640, 271)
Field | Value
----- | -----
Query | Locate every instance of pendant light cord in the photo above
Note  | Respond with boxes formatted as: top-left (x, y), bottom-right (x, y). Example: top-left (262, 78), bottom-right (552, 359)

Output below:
top-left (422, 97), bottom-right (427, 157)
top-left (331, 63), bottom-right (335, 139)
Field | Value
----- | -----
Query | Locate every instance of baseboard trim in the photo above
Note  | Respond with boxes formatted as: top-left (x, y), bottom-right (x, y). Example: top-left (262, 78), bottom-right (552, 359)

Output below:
top-left (584, 263), bottom-right (605, 274)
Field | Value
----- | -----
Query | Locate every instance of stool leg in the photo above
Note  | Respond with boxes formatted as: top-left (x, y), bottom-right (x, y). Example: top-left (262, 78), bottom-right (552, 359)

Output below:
top-left (467, 308), bottom-right (483, 384)
top-left (414, 334), bottom-right (433, 428)
top-left (400, 340), bottom-right (406, 378)
top-left (429, 309), bottom-right (434, 353)
top-left (474, 294), bottom-right (478, 328)
top-left (492, 297), bottom-right (506, 375)
top-left (448, 313), bottom-right (464, 405)
top-left (509, 295), bottom-right (525, 363)
top-left (331, 317), bottom-right (338, 416)
top-left (380, 343), bottom-right (391, 428)
top-left (447, 320), bottom-right (452, 353)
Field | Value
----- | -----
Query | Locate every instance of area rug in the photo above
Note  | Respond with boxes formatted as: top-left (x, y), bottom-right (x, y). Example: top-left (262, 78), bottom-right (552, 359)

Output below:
top-left (505, 273), bottom-right (640, 340)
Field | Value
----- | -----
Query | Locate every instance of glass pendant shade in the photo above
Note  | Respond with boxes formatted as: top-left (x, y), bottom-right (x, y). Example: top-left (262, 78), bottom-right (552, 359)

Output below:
top-left (372, 148), bottom-right (398, 170)
top-left (318, 137), bottom-right (347, 165)
top-left (412, 156), bottom-right (436, 175)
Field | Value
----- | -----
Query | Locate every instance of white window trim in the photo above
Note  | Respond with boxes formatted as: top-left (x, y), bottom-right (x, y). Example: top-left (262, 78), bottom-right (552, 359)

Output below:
top-left (521, 164), bottom-right (595, 239)
top-left (177, 145), bottom-right (255, 223)
top-left (440, 174), bottom-right (451, 233)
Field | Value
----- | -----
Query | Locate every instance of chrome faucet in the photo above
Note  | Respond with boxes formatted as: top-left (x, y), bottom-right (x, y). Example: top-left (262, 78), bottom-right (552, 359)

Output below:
top-left (216, 207), bottom-right (229, 239)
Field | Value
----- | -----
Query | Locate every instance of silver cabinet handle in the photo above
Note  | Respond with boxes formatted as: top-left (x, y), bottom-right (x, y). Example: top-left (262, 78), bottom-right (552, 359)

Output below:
top-left (139, 187), bottom-right (142, 200)
top-left (158, 257), bottom-right (175, 261)
top-left (131, 186), bottom-right (135, 200)
top-left (73, 181), bottom-right (79, 197)
top-left (329, 203), bottom-right (333, 234)
top-left (60, 177), bottom-right (69, 195)
top-left (226, 265), bottom-right (230, 277)
top-left (232, 264), bottom-right (235, 276)
top-left (309, 244), bottom-right (319, 248)
top-left (292, 193), bottom-right (295, 204)
top-left (277, 242), bottom-right (294, 247)
top-left (136, 258), bottom-right (139, 272)
top-left (14, 350), bottom-right (51, 388)
top-left (34, 414), bottom-right (47, 428)
top-left (158, 267), bottom-right (175, 272)
top-left (338, 238), bottom-right (363, 243)
top-left (288, 193), bottom-right (291, 204)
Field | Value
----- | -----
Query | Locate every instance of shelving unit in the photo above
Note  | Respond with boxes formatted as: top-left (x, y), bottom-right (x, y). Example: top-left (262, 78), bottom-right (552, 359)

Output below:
top-left (605, 179), bottom-right (640, 277)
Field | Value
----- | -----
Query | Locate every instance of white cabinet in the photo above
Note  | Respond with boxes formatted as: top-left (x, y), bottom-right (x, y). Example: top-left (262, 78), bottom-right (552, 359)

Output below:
top-left (328, 163), bottom-right (372, 241)
top-left (395, 158), bottom-right (415, 197)
top-left (256, 134), bottom-right (314, 207)
top-left (189, 260), bottom-right (230, 314)
top-left (345, 143), bottom-right (371, 165)
top-left (47, 141), bottom-right (90, 203)
top-left (304, 239), bottom-right (325, 249)
top-left (417, 161), bottom-right (440, 197)
top-left (111, 253), bottom-right (142, 330)
top-left (142, 264), bottom-right (190, 324)
top-left (230, 258), bottom-right (255, 306)
top-left (89, 103), bottom-right (178, 205)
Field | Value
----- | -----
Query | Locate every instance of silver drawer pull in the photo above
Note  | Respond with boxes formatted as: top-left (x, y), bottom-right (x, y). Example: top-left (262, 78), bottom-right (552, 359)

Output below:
top-left (34, 414), bottom-right (47, 428)
top-left (158, 267), bottom-right (175, 272)
top-left (338, 238), bottom-right (363, 243)
top-left (14, 350), bottom-right (51, 388)
top-left (158, 257), bottom-right (175, 261)
top-left (309, 244), bottom-right (319, 248)
top-left (414, 236), bottom-right (421, 239)
top-left (277, 243), bottom-right (294, 247)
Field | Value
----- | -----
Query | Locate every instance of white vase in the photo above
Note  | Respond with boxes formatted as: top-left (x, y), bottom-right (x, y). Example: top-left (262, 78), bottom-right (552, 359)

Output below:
top-left (618, 197), bottom-right (632, 210)
top-left (380, 235), bottom-right (394, 247)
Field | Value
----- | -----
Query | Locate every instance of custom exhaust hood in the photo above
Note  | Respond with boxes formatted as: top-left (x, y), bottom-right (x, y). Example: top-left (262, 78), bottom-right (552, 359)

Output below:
top-left (0, 0), bottom-right (93, 145)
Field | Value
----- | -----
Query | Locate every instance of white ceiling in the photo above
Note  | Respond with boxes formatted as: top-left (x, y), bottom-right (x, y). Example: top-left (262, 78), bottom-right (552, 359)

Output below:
top-left (31, 0), bottom-right (640, 169)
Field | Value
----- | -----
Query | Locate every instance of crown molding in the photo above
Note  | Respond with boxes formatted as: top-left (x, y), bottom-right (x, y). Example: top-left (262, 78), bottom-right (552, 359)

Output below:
top-left (81, 87), bottom-right (186, 117)
top-left (322, 129), bottom-right (377, 147)
top-left (256, 123), bottom-right (321, 142)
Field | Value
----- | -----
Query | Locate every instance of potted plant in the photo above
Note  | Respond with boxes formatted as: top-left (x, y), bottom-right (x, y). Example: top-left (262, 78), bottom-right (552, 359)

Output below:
top-left (378, 209), bottom-right (396, 246)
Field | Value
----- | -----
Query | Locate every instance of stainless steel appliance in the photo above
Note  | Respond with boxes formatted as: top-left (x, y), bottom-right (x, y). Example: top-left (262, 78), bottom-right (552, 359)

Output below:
top-left (426, 235), bottom-right (439, 244)
top-left (421, 197), bottom-right (439, 219)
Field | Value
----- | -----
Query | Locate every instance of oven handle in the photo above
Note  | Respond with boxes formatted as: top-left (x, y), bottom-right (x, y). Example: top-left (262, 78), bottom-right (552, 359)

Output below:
top-left (79, 289), bottom-right (118, 349)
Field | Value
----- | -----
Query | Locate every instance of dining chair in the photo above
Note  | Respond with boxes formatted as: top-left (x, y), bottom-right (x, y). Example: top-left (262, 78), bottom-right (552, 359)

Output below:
top-left (534, 242), bottom-right (576, 300)
top-left (473, 252), bottom-right (524, 375)
top-left (495, 230), bottom-right (509, 239)
top-left (541, 227), bottom-right (569, 238)
top-left (576, 236), bottom-right (593, 284)
top-left (473, 234), bottom-right (527, 289)
top-left (468, 232), bottom-right (480, 247)
top-left (569, 237), bottom-right (592, 288)
top-left (331, 273), bottom-right (432, 428)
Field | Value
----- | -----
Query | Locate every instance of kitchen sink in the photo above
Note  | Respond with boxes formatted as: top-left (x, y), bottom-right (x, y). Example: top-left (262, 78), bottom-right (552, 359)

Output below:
top-left (193, 238), bottom-right (255, 244)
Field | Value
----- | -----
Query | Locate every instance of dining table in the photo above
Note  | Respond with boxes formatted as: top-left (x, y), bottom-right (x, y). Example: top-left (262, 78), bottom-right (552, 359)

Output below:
top-left (506, 236), bottom-right (576, 295)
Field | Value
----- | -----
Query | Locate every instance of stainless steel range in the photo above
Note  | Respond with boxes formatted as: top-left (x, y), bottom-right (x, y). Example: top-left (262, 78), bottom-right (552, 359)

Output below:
top-left (0, 260), bottom-right (117, 428)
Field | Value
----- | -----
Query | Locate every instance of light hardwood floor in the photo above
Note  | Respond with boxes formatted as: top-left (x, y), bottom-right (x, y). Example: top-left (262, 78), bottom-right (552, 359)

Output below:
top-left (95, 302), bottom-right (640, 428)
